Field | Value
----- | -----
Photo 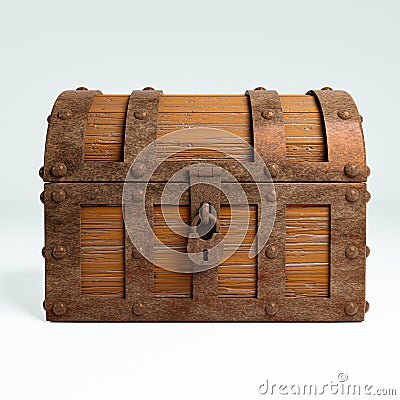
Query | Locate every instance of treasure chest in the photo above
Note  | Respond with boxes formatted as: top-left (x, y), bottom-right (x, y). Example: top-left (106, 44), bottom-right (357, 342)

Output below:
top-left (40, 86), bottom-right (370, 322)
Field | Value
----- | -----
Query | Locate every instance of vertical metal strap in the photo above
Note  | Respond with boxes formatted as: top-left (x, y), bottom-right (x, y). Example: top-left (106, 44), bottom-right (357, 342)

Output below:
top-left (124, 89), bottom-right (163, 166)
top-left (190, 166), bottom-right (221, 299)
top-left (44, 89), bottom-right (102, 182)
top-left (306, 89), bottom-right (367, 181)
top-left (246, 90), bottom-right (286, 178)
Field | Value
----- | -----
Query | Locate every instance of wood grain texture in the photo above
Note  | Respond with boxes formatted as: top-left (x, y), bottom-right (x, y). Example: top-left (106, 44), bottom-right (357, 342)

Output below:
top-left (83, 94), bottom-right (326, 162)
top-left (285, 205), bottom-right (330, 298)
top-left (153, 204), bottom-right (257, 298)
top-left (80, 206), bottom-right (125, 297)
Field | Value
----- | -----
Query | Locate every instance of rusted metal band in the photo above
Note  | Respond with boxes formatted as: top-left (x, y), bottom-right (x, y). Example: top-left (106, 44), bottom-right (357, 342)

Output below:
top-left (246, 90), bottom-right (286, 177)
top-left (306, 89), bottom-right (367, 182)
top-left (189, 165), bottom-right (222, 299)
top-left (43, 89), bottom-right (102, 182)
top-left (124, 89), bottom-right (163, 166)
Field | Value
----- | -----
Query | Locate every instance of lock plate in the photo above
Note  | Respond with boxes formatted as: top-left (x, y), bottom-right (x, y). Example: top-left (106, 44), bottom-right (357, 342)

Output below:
top-left (187, 166), bottom-right (224, 268)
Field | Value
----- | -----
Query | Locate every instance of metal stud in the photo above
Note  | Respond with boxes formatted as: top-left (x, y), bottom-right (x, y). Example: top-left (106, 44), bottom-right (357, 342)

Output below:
top-left (39, 166), bottom-right (44, 179)
top-left (321, 87), bottom-right (333, 90)
top-left (51, 163), bottom-right (67, 178)
top-left (76, 87), bottom-right (88, 91)
top-left (131, 163), bottom-right (146, 178)
top-left (344, 302), bottom-right (358, 316)
top-left (47, 115), bottom-right (51, 123)
top-left (338, 110), bottom-right (351, 120)
top-left (265, 302), bottom-right (278, 316)
top-left (261, 110), bottom-right (274, 120)
top-left (43, 300), bottom-right (46, 311)
top-left (359, 115), bottom-right (363, 123)
top-left (52, 189), bottom-right (66, 203)
top-left (345, 245), bottom-right (359, 259)
top-left (52, 302), bottom-right (66, 316)
top-left (344, 162), bottom-right (359, 178)
top-left (365, 191), bottom-right (371, 203)
top-left (132, 246), bottom-right (143, 259)
top-left (132, 303), bottom-right (144, 316)
top-left (345, 188), bottom-right (359, 203)
top-left (132, 189), bottom-right (145, 202)
top-left (134, 110), bottom-right (147, 120)
top-left (143, 86), bottom-right (154, 90)
top-left (254, 87), bottom-right (266, 90)
top-left (365, 301), bottom-right (370, 313)
top-left (265, 245), bottom-right (277, 259)
top-left (265, 163), bottom-right (279, 178)
top-left (42, 247), bottom-right (46, 258)
top-left (366, 166), bottom-right (371, 177)
top-left (57, 109), bottom-right (73, 120)
top-left (366, 246), bottom-right (370, 257)
top-left (52, 246), bottom-right (66, 259)
top-left (266, 190), bottom-right (276, 203)
top-left (40, 191), bottom-right (45, 204)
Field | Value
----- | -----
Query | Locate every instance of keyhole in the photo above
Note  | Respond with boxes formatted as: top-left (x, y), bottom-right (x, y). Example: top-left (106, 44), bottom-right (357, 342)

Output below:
top-left (203, 249), bottom-right (209, 261)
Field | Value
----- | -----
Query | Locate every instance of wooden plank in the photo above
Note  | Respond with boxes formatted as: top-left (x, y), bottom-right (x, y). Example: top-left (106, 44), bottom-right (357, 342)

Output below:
top-left (285, 205), bottom-right (330, 298)
top-left (157, 112), bottom-right (251, 125)
top-left (80, 206), bottom-right (125, 298)
top-left (154, 205), bottom-right (192, 297)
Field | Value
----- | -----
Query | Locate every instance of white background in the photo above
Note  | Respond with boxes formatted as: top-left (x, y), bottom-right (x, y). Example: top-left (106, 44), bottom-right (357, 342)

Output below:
top-left (1, 0), bottom-right (399, 399)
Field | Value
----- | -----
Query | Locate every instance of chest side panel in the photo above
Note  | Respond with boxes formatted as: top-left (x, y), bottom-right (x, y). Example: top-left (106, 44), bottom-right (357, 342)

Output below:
top-left (80, 206), bottom-right (125, 297)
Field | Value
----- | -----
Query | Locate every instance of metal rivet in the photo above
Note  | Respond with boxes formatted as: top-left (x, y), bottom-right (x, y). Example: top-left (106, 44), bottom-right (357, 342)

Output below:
top-left (134, 110), bottom-right (147, 120)
top-left (254, 86), bottom-right (266, 90)
top-left (132, 189), bottom-right (145, 202)
top-left (266, 190), bottom-right (276, 203)
top-left (366, 246), bottom-right (370, 257)
top-left (344, 162), bottom-right (359, 178)
top-left (345, 245), bottom-right (359, 259)
top-left (366, 166), bottom-right (371, 177)
top-left (265, 163), bottom-right (279, 178)
top-left (47, 115), bottom-right (51, 123)
top-left (131, 163), bottom-right (146, 178)
top-left (345, 188), bottom-right (359, 203)
top-left (365, 191), bottom-right (371, 203)
top-left (132, 303), bottom-right (144, 316)
top-left (52, 302), bottom-right (66, 316)
top-left (338, 110), bottom-right (351, 120)
top-left (51, 189), bottom-right (66, 203)
top-left (76, 87), bottom-right (88, 91)
top-left (42, 247), bottom-right (46, 258)
top-left (344, 302), bottom-right (358, 316)
top-left (365, 301), bottom-right (370, 313)
top-left (51, 163), bottom-right (67, 178)
top-left (321, 86), bottom-right (333, 90)
top-left (261, 110), bottom-right (274, 120)
top-left (57, 109), bottom-right (73, 120)
top-left (43, 300), bottom-right (46, 311)
top-left (39, 166), bottom-right (44, 179)
top-left (40, 191), bottom-right (45, 204)
top-left (143, 86), bottom-right (154, 90)
top-left (52, 246), bottom-right (66, 259)
top-left (265, 245), bottom-right (277, 259)
top-left (265, 302), bottom-right (278, 316)
top-left (359, 115), bottom-right (363, 123)
top-left (132, 247), bottom-right (143, 259)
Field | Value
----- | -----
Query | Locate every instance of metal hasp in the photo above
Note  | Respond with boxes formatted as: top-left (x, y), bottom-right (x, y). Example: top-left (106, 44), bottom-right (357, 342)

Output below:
top-left (187, 166), bottom-right (224, 269)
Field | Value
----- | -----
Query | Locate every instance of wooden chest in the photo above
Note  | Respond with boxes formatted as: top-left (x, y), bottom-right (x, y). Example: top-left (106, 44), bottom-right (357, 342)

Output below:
top-left (40, 87), bottom-right (370, 322)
